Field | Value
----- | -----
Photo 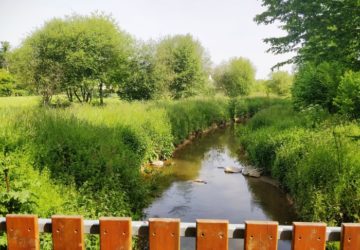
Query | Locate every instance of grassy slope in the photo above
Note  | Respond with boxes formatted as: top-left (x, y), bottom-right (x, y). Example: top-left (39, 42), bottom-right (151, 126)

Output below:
top-left (237, 102), bottom-right (360, 225)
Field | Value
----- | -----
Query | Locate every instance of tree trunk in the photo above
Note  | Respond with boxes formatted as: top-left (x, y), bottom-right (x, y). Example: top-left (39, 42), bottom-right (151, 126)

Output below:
top-left (99, 82), bottom-right (104, 105)
top-left (66, 88), bottom-right (73, 102)
top-left (74, 90), bottom-right (82, 103)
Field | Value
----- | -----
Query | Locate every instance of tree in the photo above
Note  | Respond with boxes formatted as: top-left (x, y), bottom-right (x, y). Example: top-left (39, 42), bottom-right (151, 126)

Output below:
top-left (0, 41), bottom-right (10, 70)
top-left (117, 41), bottom-right (160, 100)
top-left (266, 71), bottom-right (293, 96)
top-left (255, 0), bottom-right (360, 70)
top-left (9, 13), bottom-right (133, 105)
top-left (213, 57), bottom-right (255, 97)
top-left (155, 34), bottom-right (210, 99)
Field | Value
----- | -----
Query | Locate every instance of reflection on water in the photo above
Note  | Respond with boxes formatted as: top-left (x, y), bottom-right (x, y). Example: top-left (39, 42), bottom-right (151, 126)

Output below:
top-left (145, 126), bottom-right (297, 249)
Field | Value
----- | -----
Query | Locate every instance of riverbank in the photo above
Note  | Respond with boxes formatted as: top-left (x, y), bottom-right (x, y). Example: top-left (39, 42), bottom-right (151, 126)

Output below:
top-left (0, 96), bottom-right (285, 223)
top-left (236, 102), bottom-right (360, 226)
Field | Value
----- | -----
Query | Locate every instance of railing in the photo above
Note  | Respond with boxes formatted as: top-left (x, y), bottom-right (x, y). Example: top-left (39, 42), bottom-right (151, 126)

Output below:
top-left (1, 215), bottom-right (359, 249)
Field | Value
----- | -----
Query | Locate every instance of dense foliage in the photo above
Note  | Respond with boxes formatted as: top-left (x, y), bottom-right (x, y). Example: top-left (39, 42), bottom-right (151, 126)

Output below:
top-left (154, 34), bottom-right (210, 99)
top-left (237, 102), bottom-right (360, 224)
top-left (213, 57), bottom-right (256, 97)
top-left (255, 0), bottom-right (360, 70)
top-left (266, 71), bottom-right (293, 96)
top-left (9, 14), bottom-right (132, 105)
top-left (292, 62), bottom-right (344, 112)
top-left (334, 71), bottom-right (360, 119)
top-left (0, 70), bottom-right (15, 96)
top-left (0, 96), bottom-right (279, 221)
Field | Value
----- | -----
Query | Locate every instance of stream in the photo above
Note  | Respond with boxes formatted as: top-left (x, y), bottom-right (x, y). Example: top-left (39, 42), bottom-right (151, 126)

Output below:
top-left (144, 126), bottom-right (297, 249)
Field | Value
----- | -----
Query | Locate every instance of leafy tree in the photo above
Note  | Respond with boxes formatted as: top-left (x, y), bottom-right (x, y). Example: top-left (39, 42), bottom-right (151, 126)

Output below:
top-left (291, 62), bottom-right (344, 111)
top-left (0, 41), bottom-right (10, 70)
top-left (213, 57), bottom-right (255, 97)
top-left (118, 41), bottom-right (160, 100)
top-left (255, 0), bottom-right (360, 70)
top-left (9, 13), bottom-right (133, 105)
top-left (155, 34), bottom-right (210, 99)
top-left (266, 71), bottom-right (293, 96)
top-left (334, 71), bottom-right (360, 118)
top-left (0, 69), bottom-right (15, 96)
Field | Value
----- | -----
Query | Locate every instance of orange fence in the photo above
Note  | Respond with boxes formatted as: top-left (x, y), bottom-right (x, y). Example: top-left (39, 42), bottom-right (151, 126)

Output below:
top-left (1, 214), bottom-right (360, 249)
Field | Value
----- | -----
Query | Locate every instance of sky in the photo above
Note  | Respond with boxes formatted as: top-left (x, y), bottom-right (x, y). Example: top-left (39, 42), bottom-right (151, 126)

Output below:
top-left (0, 0), bottom-right (295, 79)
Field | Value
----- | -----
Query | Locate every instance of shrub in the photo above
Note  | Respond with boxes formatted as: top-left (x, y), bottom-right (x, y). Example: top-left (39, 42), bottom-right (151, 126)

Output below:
top-left (334, 71), bottom-right (360, 119)
top-left (292, 62), bottom-right (344, 112)
top-left (0, 69), bottom-right (15, 96)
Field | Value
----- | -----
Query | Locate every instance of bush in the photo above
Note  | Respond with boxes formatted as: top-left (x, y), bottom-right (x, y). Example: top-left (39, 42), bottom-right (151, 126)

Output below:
top-left (50, 96), bottom-right (72, 108)
top-left (0, 69), bottom-right (15, 96)
top-left (334, 71), bottom-right (360, 119)
top-left (292, 62), bottom-right (344, 112)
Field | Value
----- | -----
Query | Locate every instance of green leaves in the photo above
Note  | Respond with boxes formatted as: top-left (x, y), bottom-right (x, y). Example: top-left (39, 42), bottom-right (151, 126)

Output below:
top-left (9, 13), bottom-right (133, 105)
top-left (213, 57), bottom-right (255, 97)
top-left (155, 34), bottom-right (209, 99)
top-left (266, 71), bottom-right (293, 96)
top-left (256, 0), bottom-right (360, 70)
top-left (334, 71), bottom-right (360, 118)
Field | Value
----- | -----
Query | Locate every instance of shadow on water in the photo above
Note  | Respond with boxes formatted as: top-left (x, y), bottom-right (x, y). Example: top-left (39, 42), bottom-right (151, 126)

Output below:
top-left (144, 126), bottom-right (297, 250)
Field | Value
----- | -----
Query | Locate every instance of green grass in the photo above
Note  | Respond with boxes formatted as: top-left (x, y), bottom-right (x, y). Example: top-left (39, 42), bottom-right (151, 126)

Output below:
top-left (0, 95), bottom-right (283, 232)
top-left (237, 102), bottom-right (360, 225)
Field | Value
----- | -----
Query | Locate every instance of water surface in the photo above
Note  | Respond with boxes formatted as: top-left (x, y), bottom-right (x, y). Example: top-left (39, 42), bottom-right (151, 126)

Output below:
top-left (145, 126), bottom-right (297, 249)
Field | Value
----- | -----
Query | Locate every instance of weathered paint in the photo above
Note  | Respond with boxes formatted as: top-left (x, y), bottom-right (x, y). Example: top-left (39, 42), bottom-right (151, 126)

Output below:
top-left (292, 222), bottom-right (326, 250)
top-left (196, 219), bottom-right (228, 250)
top-left (6, 214), bottom-right (39, 250)
top-left (244, 221), bottom-right (278, 250)
top-left (99, 217), bottom-right (132, 250)
top-left (149, 218), bottom-right (180, 250)
top-left (52, 215), bottom-right (84, 250)
top-left (341, 223), bottom-right (360, 250)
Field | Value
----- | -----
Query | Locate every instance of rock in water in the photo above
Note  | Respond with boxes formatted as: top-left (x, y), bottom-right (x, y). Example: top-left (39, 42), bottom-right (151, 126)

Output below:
top-left (224, 167), bottom-right (242, 174)
top-left (193, 179), bottom-right (207, 184)
top-left (151, 160), bottom-right (164, 167)
top-left (242, 167), bottom-right (261, 178)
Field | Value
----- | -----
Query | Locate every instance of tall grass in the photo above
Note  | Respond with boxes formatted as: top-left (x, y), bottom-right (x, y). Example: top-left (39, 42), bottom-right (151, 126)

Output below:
top-left (237, 103), bottom-right (360, 224)
top-left (0, 95), bottom-right (282, 224)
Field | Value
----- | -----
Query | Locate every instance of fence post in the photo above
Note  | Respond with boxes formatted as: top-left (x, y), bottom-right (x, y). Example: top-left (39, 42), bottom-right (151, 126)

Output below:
top-left (341, 223), bottom-right (360, 250)
top-left (99, 217), bottom-right (132, 250)
top-left (292, 222), bottom-right (326, 250)
top-left (196, 219), bottom-right (228, 250)
top-left (149, 218), bottom-right (180, 250)
top-left (244, 221), bottom-right (278, 250)
top-left (51, 215), bottom-right (84, 250)
top-left (6, 214), bottom-right (39, 250)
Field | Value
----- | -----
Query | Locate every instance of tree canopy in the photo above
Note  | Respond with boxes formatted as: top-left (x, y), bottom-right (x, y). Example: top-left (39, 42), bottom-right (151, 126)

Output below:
top-left (155, 34), bottom-right (210, 99)
top-left (9, 13), bottom-right (133, 105)
top-left (266, 71), bottom-right (293, 96)
top-left (213, 57), bottom-right (255, 97)
top-left (255, 0), bottom-right (360, 70)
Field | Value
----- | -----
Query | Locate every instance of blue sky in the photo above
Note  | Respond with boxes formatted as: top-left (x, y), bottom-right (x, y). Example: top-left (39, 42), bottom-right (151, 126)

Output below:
top-left (0, 0), bottom-right (295, 79)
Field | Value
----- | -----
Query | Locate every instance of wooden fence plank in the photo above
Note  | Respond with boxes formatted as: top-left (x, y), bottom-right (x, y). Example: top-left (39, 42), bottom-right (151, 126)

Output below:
top-left (52, 215), bottom-right (84, 250)
top-left (149, 218), bottom-right (180, 250)
top-left (244, 221), bottom-right (278, 250)
top-left (99, 217), bottom-right (132, 250)
top-left (6, 214), bottom-right (39, 250)
top-left (341, 223), bottom-right (360, 250)
top-left (196, 219), bottom-right (228, 250)
top-left (292, 222), bottom-right (326, 250)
